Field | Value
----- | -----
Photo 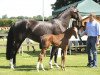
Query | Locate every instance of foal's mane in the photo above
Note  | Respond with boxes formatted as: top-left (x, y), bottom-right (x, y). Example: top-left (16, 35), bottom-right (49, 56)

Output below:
top-left (65, 27), bottom-right (73, 33)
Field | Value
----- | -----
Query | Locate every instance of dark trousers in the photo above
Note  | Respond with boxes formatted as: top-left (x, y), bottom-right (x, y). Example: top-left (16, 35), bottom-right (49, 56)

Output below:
top-left (86, 36), bottom-right (97, 66)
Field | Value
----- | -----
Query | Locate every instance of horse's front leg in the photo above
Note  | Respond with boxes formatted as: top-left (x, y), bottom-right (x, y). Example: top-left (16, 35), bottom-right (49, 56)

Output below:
top-left (10, 41), bottom-right (24, 69)
top-left (61, 49), bottom-right (67, 70)
top-left (37, 49), bottom-right (46, 72)
top-left (10, 58), bottom-right (14, 69)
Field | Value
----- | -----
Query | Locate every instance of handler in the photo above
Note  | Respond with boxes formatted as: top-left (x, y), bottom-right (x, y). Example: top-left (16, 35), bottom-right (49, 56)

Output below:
top-left (82, 13), bottom-right (100, 67)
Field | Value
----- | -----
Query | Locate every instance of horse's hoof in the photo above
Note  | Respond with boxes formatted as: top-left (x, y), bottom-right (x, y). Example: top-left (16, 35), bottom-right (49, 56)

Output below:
top-left (10, 65), bottom-right (15, 69)
top-left (10, 63), bottom-right (14, 69)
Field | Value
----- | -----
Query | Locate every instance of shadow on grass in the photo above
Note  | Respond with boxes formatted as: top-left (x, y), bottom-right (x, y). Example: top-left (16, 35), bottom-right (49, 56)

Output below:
top-left (15, 65), bottom-right (35, 71)
top-left (0, 53), bottom-right (6, 57)
top-left (0, 65), bottom-right (49, 71)
top-left (15, 65), bottom-right (49, 71)
top-left (66, 65), bottom-right (87, 68)
top-left (0, 66), bottom-right (10, 69)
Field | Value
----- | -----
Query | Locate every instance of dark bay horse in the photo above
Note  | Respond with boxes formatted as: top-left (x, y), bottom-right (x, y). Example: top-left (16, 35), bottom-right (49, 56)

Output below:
top-left (6, 6), bottom-right (82, 69)
top-left (37, 26), bottom-right (78, 71)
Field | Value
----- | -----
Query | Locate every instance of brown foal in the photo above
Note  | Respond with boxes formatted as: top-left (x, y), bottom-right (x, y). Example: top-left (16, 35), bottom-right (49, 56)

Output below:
top-left (36, 26), bottom-right (78, 71)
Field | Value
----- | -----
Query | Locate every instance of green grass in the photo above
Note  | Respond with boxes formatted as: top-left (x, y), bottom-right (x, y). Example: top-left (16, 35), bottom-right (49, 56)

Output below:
top-left (0, 39), bottom-right (100, 75)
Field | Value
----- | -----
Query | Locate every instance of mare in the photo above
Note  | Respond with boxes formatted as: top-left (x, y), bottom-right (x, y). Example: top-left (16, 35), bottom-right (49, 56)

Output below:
top-left (6, 6), bottom-right (82, 69)
top-left (37, 23), bottom-right (78, 71)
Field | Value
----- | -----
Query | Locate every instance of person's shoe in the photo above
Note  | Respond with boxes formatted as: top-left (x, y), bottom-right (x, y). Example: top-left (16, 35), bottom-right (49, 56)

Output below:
top-left (87, 63), bottom-right (93, 67)
top-left (92, 65), bottom-right (97, 68)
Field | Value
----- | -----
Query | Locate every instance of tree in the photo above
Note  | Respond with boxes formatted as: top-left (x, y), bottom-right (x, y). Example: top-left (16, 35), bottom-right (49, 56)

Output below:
top-left (52, 0), bottom-right (100, 10)
top-left (33, 15), bottom-right (43, 21)
top-left (52, 0), bottom-right (79, 10)
top-left (94, 0), bottom-right (100, 4)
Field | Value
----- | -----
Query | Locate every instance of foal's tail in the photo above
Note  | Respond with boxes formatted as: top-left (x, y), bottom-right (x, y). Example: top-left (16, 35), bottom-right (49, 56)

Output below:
top-left (6, 24), bottom-right (14, 60)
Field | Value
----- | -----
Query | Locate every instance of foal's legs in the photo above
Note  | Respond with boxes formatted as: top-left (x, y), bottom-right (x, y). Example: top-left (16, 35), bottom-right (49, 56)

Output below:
top-left (61, 49), bottom-right (67, 70)
top-left (37, 49), bottom-right (46, 72)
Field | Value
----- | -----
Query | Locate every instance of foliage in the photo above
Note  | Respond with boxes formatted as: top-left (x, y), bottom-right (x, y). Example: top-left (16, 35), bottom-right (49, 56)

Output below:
top-left (0, 15), bottom-right (53, 27)
top-left (33, 15), bottom-right (52, 21)
top-left (0, 19), bottom-right (13, 27)
top-left (0, 30), bottom-right (9, 33)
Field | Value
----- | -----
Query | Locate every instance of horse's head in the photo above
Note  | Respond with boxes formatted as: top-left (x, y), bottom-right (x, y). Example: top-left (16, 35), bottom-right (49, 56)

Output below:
top-left (70, 7), bottom-right (82, 21)
top-left (68, 7), bottom-right (82, 29)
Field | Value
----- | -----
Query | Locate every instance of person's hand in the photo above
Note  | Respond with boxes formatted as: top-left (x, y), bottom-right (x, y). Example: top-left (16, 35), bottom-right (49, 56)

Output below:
top-left (96, 40), bottom-right (100, 46)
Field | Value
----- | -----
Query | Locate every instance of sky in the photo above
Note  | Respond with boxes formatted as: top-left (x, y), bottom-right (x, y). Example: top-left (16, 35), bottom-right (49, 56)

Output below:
top-left (0, 0), bottom-right (56, 18)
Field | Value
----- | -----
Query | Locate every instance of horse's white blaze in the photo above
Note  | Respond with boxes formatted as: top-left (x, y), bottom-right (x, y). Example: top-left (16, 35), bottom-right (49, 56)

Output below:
top-left (74, 27), bottom-right (78, 33)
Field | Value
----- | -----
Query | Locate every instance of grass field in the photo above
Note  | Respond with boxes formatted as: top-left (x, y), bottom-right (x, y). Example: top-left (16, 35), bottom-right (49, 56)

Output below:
top-left (0, 39), bottom-right (100, 75)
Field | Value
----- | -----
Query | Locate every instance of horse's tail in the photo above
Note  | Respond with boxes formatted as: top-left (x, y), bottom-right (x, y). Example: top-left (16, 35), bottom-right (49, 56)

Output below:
top-left (6, 24), bottom-right (14, 60)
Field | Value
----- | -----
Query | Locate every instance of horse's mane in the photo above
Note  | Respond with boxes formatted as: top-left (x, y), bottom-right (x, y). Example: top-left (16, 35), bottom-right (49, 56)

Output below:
top-left (14, 19), bottom-right (38, 27)
top-left (28, 20), bottom-right (38, 25)
top-left (57, 7), bottom-right (70, 18)
top-left (56, 3), bottom-right (78, 18)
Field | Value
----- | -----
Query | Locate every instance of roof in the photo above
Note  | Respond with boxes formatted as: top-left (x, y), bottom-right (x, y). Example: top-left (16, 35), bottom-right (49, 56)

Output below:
top-left (52, 0), bottom-right (100, 17)
top-left (77, 0), bottom-right (100, 16)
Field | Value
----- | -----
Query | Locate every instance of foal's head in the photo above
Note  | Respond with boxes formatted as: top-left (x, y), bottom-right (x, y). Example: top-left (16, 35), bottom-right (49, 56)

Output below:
top-left (66, 26), bottom-right (78, 39)
top-left (72, 27), bottom-right (78, 39)
top-left (71, 21), bottom-right (78, 39)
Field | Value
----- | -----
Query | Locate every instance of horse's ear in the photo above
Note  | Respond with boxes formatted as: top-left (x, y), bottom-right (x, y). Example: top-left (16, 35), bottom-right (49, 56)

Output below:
top-left (73, 3), bottom-right (78, 8)
top-left (70, 5), bottom-right (78, 12)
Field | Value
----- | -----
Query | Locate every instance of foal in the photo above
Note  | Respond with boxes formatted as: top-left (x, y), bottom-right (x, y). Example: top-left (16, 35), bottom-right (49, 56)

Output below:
top-left (37, 26), bottom-right (78, 71)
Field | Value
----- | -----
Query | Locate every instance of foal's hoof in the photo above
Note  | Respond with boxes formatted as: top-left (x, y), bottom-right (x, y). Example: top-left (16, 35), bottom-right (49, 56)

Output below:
top-left (62, 68), bottom-right (66, 71)
top-left (50, 66), bottom-right (53, 69)
top-left (42, 69), bottom-right (45, 71)
top-left (37, 69), bottom-right (39, 72)
top-left (61, 67), bottom-right (66, 71)
top-left (49, 62), bottom-right (53, 69)
top-left (54, 63), bottom-right (60, 68)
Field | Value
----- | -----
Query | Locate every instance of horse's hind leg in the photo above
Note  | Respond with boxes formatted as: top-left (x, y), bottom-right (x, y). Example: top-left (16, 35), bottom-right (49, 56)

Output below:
top-left (49, 46), bottom-right (55, 68)
top-left (49, 46), bottom-right (59, 68)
